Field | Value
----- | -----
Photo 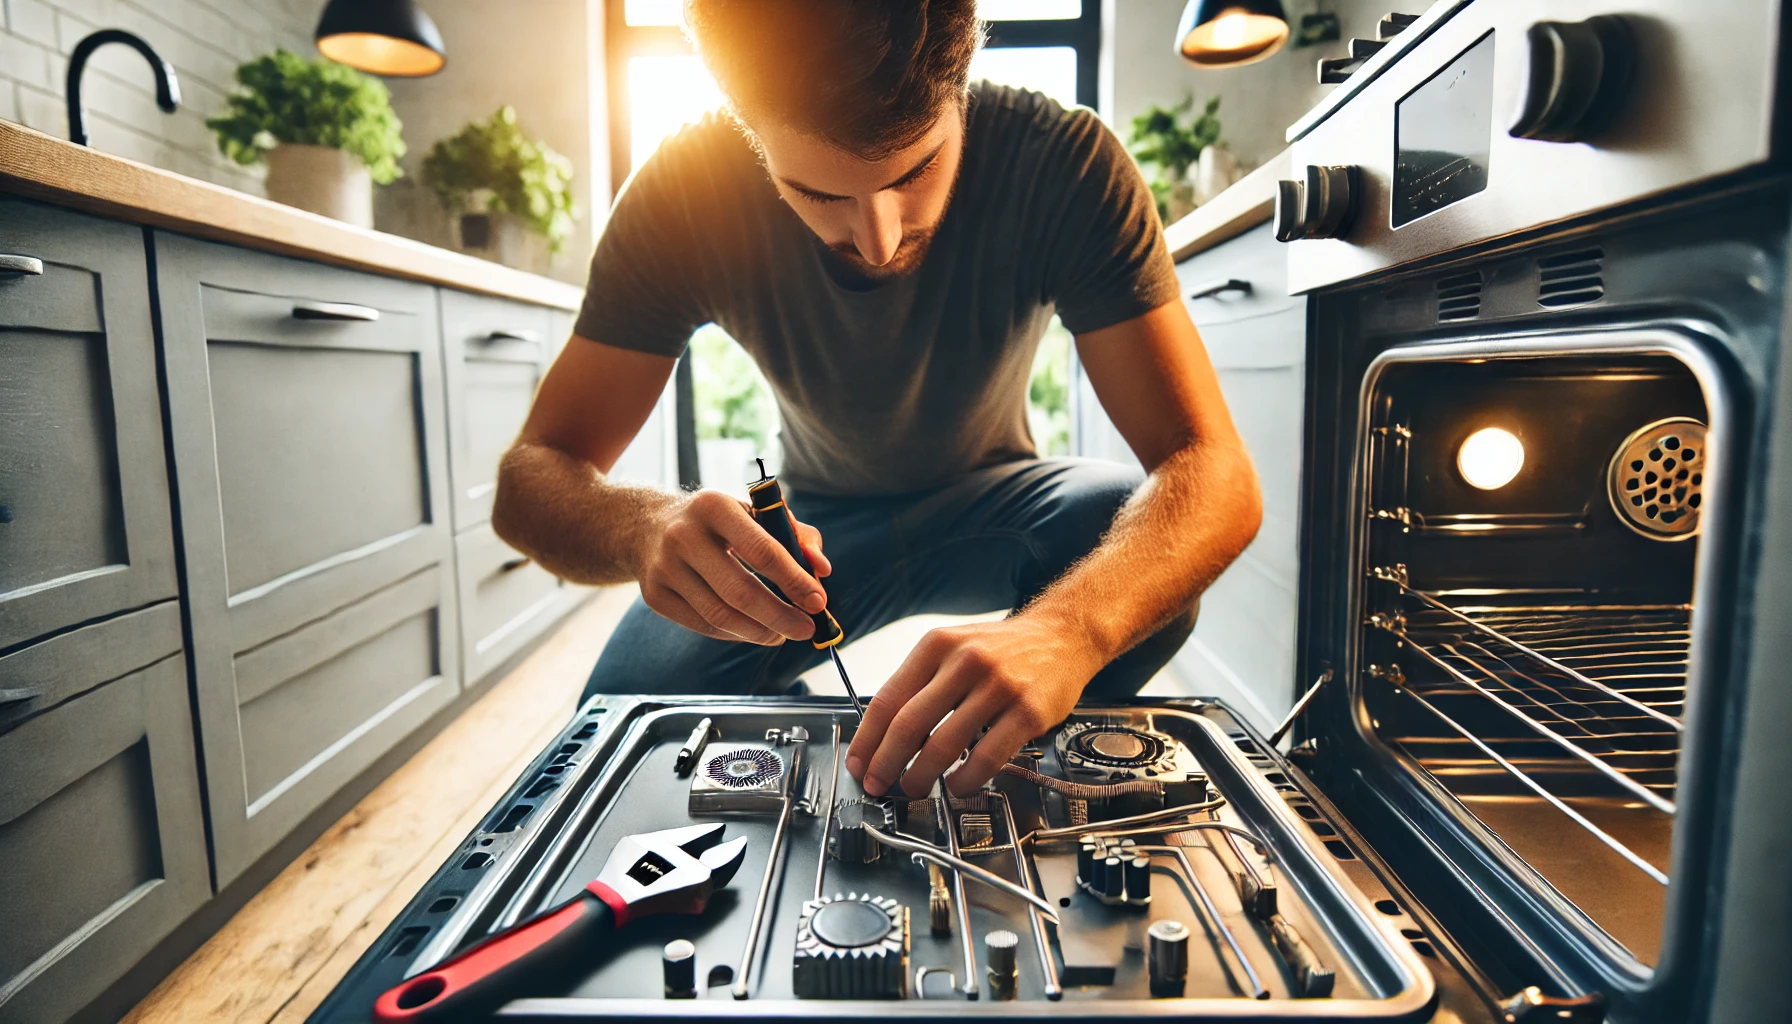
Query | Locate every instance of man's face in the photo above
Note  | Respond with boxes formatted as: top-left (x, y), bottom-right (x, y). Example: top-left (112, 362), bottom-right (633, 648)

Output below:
top-left (752, 105), bottom-right (964, 281)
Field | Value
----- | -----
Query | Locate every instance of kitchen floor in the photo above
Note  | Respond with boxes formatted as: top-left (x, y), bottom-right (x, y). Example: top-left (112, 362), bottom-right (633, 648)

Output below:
top-left (122, 587), bottom-right (1186, 1023)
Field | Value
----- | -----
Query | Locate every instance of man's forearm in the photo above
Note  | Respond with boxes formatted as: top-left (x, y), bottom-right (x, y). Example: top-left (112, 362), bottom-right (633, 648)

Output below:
top-left (1022, 439), bottom-right (1262, 665)
top-left (491, 441), bottom-right (677, 585)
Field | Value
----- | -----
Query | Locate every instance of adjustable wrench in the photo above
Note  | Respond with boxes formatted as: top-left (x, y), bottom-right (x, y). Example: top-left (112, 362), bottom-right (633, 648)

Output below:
top-left (373, 822), bottom-right (748, 1021)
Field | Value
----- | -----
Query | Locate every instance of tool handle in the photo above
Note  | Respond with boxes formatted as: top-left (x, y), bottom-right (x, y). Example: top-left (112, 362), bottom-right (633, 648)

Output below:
top-left (747, 474), bottom-right (843, 649)
top-left (1267, 913), bottom-right (1335, 998)
top-left (373, 884), bottom-right (619, 1021)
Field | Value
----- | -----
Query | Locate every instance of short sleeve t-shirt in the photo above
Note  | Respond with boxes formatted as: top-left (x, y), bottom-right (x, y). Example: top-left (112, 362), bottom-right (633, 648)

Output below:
top-left (574, 82), bottom-right (1180, 497)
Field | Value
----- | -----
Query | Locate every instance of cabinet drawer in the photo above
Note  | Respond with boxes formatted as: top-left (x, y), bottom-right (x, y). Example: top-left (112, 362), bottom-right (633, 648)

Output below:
top-left (0, 651), bottom-right (207, 1024)
top-left (440, 289), bottom-right (553, 529)
top-left (153, 233), bottom-right (459, 885)
top-left (0, 601), bottom-right (182, 735)
top-left (0, 199), bottom-right (177, 651)
top-left (1175, 220), bottom-right (1298, 328)
top-left (455, 523), bottom-right (581, 685)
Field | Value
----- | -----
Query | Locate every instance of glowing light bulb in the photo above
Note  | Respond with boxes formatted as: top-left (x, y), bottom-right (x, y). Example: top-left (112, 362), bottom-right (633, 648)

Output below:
top-left (1210, 11), bottom-right (1250, 49)
top-left (1458, 427), bottom-right (1525, 490)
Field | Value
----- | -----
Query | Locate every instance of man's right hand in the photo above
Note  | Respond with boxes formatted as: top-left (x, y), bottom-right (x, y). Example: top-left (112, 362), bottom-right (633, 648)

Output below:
top-left (636, 489), bottom-right (832, 645)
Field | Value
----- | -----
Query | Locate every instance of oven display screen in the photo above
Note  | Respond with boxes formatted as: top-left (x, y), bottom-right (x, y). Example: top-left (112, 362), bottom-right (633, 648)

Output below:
top-left (1393, 31), bottom-right (1496, 227)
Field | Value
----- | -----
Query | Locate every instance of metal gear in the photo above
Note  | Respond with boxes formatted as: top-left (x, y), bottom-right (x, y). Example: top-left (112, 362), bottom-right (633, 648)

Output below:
top-left (792, 894), bottom-right (910, 999)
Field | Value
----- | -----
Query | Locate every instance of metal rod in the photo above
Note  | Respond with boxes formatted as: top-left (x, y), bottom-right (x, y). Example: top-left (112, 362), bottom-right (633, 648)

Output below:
top-left (1027, 797), bottom-right (1226, 842)
top-left (1395, 629), bottom-right (1677, 814)
top-left (1270, 669), bottom-right (1333, 746)
top-left (732, 738), bottom-right (804, 999)
top-left (1137, 846), bottom-right (1269, 999)
top-left (1399, 688), bottom-right (1669, 885)
top-left (1402, 587), bottom-right (1683, 731)
top-left (829, 647), bottom-right (865, 723)
top-left (995, 791), bottom-right (1061, 1000)
top-left (937, 785), bottom-right (979, 999)
top-left (860, 825), bottom-right (1061, 923)
top-left (812, 721), bottom-right (841, 901)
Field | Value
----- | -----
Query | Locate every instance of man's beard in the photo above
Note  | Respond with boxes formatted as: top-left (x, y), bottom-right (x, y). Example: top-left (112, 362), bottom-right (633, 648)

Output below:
top-left (825, 224), bottom-right (940, 282)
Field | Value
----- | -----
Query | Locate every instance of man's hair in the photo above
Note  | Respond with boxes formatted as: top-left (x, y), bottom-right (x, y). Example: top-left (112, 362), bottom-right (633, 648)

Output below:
top-left (684, 0), bottom-right (984, 160)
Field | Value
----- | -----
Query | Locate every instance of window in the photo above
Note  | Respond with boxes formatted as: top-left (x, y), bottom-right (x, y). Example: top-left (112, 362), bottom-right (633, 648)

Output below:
top-left (604, 1), bottom-right (1098, 484)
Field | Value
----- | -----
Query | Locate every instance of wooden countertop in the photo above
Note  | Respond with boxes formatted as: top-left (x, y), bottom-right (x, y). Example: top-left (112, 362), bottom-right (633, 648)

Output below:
top-left (1163, 148), bottom-right (1289, 263)
top-left (0, 120), bottom-right (585, 311)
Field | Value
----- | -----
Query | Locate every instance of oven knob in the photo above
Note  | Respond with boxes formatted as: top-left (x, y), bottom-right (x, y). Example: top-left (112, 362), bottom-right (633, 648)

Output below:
top-left (1274, 164), bottom-right (1360, 242)
top-left (1509, 15), bottom-right (1637, 142)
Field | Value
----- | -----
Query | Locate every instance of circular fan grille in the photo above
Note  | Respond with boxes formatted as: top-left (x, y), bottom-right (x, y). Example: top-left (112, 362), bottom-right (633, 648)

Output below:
top-left (1608, 417), bottom-right (1706, 541)
top-left (1063, 726), bottom-right (1168, 770)
top-left (704, 748), bottom-right (784, 788)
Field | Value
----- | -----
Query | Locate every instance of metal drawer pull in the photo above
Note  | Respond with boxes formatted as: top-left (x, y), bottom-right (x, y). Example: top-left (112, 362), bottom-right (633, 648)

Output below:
top-left (0, 254), bottom-right (45, 277)
top-left (0, 687), bottom-right (40, 708)
top-left (498, 556), bottom-right (531, 573)
top-left (483, 328), bottom-right (541, 344)
top-left (1188, 278), bottom-right (1253, 301)
top-left (292, 300), bottom-right (380, 322)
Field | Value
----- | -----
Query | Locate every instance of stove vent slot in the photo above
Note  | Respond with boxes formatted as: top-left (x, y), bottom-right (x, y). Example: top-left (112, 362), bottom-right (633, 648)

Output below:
top-left (1435, 272), bottom-right (1483, 322)
top-left (1536, 247), bottom-right (1605, 308)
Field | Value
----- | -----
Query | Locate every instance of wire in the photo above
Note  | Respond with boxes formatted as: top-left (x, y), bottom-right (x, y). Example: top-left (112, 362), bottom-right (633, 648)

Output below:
top-left (997, 761), bottom-right (1166, 800)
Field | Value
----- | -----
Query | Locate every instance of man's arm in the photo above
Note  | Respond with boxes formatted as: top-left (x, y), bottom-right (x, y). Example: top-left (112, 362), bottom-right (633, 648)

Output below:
top-left (846, 299), bottom-right (1262, 796)
top-left (492, 335), bottom-right (832, 646)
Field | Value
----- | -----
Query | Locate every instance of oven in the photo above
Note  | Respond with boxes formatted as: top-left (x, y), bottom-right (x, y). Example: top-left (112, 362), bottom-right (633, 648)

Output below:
top-left (1284, 1), bottom-right (1792, 1021)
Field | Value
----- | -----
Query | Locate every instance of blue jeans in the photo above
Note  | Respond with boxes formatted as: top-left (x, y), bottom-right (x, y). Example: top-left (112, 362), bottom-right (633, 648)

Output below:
top-left (582, 457), bottom-right (1197, 701)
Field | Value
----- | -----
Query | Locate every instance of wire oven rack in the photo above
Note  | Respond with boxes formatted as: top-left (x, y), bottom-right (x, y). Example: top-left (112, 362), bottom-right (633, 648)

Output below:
top-left (1367, 585), bottom-right (1689, 885)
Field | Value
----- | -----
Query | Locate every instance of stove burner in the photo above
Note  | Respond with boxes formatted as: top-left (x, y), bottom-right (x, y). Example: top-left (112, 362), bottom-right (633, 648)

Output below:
top-left (704, 748), bottom-right (784, 789)
top-left (1063, 726), bottom-right (1168, 770)
top-left (792, 894), bottom-right (910, 999)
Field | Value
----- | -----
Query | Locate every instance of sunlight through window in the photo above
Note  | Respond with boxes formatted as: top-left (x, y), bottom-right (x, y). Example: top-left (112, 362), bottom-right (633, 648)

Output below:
top-left (628, 55), bottom-right (726, 172)
top-left (969, 46), bottom-right (1079, 108)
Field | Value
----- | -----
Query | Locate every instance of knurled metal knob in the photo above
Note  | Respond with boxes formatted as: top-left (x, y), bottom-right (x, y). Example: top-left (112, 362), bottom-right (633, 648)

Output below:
top-left (985, 929), bottom-right (1019, 999)
top-left (1148, 919), bottom-right (1190, 996)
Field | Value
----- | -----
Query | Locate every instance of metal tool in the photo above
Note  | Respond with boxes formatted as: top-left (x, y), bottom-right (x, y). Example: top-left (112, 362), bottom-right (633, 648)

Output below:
top-left (1138, 844), bottom-right (1269, 1000)
top-left (748, 460), bottom-right (864, 722)
top-left (732, 726), bottom-right (806, 999)
top-left (995, 791), bottom-right (1061, 1000)
top-left (859, 822), bottom-right (1061, 923)
top-left (373, 822), bottom-right (747, 1021)
top-left (812, 721), bottom-right (842, 901)
top-left (936, 784), bottom-right (979, 999)
top-left (1181, 824), bottom-right (1334, 997)
top-left (663, 940), bottom-right (697, 998)
top-left (674, 717), bottom-right (714, 775)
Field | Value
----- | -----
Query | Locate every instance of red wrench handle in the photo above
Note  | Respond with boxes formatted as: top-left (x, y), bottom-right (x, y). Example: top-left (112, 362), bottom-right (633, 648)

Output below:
top-left (373, 882), bottom-right (625, 1022)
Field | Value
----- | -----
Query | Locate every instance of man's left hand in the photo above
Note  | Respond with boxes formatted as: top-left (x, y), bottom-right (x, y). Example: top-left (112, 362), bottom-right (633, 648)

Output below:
top-left (844, 613), bottom-right (1103, 798)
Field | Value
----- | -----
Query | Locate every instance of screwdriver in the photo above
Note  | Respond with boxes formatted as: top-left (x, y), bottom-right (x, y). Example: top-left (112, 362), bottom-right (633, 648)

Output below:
top-left (747, 460), bottom-right (865, 722)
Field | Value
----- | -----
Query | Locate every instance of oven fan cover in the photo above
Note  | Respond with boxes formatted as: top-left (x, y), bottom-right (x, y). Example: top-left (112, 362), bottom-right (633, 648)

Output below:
top-left (1055, 721), bottom-right (1187, 779)
top-left (1608, 417), bottom-right (1705, 541)
top-left (689, 744), bottom-right (786, 814)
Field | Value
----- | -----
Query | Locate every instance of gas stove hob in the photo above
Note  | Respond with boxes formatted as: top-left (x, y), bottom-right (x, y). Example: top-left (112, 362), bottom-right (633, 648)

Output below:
top-left (308, 696), bottom-right (1437, 1020)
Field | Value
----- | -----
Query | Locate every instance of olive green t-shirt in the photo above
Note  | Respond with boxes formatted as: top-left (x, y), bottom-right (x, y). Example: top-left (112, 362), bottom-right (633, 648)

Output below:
top-left (574, 82), bottom-right (1180, 496)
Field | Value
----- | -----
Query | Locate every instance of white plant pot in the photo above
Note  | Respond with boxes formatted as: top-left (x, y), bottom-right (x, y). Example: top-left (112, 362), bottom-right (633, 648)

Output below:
top-left (264, 143), bottom-right (373, 228)
top-left (697, 438), bottom-right (762, 499)
top-left (1193, 145), bottom-right (1240, 207)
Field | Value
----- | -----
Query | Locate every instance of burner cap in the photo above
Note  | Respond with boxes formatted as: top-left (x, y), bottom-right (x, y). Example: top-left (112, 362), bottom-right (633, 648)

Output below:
top-left (1088, 731), bottom-right (1147, 760)
top-left (809, 898), bottom-right (894, 948)
top-left (1063, 725), bottom-right (1169, 770)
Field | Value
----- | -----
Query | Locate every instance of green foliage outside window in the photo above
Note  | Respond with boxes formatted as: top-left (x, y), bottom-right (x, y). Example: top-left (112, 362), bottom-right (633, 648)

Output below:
top-left (691, 326), bottom-right (775, 446)
top-left (206, 50), bottom-right (405, 184)
top-left (1029, 319), bottom-right (1072, 457)
top-left (420, 106), bottom-right (579, 253)
top-left (1127, 94), bottom-right (1222, 222)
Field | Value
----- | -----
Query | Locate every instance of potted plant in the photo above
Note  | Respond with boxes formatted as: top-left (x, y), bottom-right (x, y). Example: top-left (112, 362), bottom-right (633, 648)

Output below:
top-left (420, 106), bottom-right (578, 265)
top-left (206, 50), bottom-right (405, 228)
top-left (690, 325), bottom-right (775, 497)
top-left (1128, 95), bottom-right (1223, 223)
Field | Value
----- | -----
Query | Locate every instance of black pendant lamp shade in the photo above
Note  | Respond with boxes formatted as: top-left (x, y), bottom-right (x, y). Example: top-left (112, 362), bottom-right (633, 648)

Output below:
top-left (1176, 0), bottom-right (1289, 68)
top-left (316, 0), bottom-right (447, 77)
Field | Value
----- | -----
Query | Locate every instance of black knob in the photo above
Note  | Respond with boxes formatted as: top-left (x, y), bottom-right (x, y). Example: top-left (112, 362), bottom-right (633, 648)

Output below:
top-left (1317, 54), bottom-right (1365, 84)
top-left (1378, 13), bottom-right (1418, 40)
top-left (1509, 15), bottom-right (1636, 142)
top-left (1274, 164), bottom-right (1361, 242)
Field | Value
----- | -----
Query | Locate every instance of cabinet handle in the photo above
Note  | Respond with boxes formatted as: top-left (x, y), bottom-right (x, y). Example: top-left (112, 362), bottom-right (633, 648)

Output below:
top-left (498, 556), bottom-right (532, 573)
top-left (482, 328), bottom-right (541, 345)
top-left (0, 254), bottom-right (45, 278)
top-left (292, 300), bottom-right (380, 322)
top-left (0, 687), bottom-right (40, 709)
top-left (1189, 278), bottom-right (1253, 301)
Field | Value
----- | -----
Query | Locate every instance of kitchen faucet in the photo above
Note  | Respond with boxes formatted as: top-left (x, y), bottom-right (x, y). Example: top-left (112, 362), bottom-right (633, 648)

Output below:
top-left (65, 29), bottom-right (181, 147)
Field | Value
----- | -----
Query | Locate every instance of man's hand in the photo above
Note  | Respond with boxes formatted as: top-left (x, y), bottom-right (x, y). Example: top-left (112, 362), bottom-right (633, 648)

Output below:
top-left (636, 490), bottom-right (833, 645)
top-left (845, 613), bottom-right (1102, 797)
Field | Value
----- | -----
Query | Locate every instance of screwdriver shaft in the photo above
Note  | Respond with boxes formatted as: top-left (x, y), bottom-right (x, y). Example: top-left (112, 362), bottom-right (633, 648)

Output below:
top-left (829, 646), bottom-right (865, 722)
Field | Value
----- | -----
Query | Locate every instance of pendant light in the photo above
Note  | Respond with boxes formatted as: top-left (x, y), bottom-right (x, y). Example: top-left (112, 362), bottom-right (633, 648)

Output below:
top-left (316, 0), bottom-right (447, 77)
top-left (1176, 0), bottom-right (1289, 68)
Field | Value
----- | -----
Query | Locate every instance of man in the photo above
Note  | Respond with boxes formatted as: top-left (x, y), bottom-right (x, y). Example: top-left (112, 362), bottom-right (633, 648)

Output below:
top-left (492, 0), bottom-right (1261, 800)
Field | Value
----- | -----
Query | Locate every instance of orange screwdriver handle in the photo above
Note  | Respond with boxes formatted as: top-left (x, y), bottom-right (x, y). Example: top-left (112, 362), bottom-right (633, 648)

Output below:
top-left (747, 471), bottom-right (843, 649)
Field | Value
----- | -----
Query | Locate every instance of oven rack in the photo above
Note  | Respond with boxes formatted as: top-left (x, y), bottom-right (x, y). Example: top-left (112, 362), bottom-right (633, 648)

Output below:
top-left (1368, 592), bottom-right (1689, 885)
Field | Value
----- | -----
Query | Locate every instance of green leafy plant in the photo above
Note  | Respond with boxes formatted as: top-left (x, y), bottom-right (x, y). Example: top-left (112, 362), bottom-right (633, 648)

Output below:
top-left (420, 106), bottom-right (578, 253)
top-left (1028, 319), bottom-right (1073, 456)
top-left (691, 326), bottom-right (774, 445)
top-left (1128, 95), bottom-right (1222, 222)
top-left (206, 50), bottom-right (405, 185)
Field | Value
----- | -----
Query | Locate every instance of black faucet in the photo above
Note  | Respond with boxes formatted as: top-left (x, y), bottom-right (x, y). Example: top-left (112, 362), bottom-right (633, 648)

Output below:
top-left (65, 29), bottom-right (181, 147)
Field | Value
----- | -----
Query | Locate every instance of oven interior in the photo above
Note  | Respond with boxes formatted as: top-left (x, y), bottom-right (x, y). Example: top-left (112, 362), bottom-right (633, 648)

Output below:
top-left (1354, 350), bottom-right (1707, 969)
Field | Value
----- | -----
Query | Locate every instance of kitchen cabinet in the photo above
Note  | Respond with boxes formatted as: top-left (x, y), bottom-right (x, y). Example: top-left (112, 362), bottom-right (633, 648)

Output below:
top-left (1074, 220), bottom-right (1305, 729)
top-left (0, 199), bottom-right (178, 655)
top-left (440, 288), bottom-right (556, 530)
top-left (0, 650), bottom-right (208, 1024)
top-left (153, 234), bottom-right (461, 887)
top-left (454, 521), bottom-right (583, 684)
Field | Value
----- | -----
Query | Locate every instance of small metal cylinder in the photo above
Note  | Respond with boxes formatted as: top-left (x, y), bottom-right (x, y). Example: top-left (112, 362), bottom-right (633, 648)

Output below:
top-left (1077, 837), bottom-right (1098, 885)
top-left (985, 929), bottom-right (1019, 999)
top-left (663, 939), bottom-right (697, 998)
top-left (1102, 855), bottom-right (1125, 899)
top-left (1125, 855), bottom-right (1152, 904)
top-left (1147, 919), bottom-right (1190, 996)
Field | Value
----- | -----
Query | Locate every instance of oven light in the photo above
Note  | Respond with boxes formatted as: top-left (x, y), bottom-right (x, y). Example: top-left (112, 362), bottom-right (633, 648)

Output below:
top-left (1458, 427), bottom-right (1525, 490)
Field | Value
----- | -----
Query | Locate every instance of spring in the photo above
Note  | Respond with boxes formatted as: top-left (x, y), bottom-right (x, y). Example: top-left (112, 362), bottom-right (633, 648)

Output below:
top-left (997, 762), bottom-right (1164, 800)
